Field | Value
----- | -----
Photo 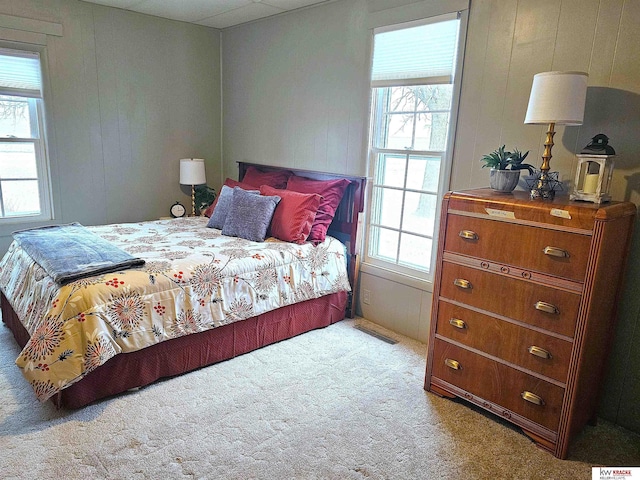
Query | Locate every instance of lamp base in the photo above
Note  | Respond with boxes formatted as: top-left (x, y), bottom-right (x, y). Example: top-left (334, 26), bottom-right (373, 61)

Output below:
top-left (190, 184), bottom-right (196, 216)
top-left (528, 171), bottom-right (562, 201)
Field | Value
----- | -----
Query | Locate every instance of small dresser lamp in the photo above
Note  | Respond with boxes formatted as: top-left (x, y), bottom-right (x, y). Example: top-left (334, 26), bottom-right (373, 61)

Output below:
top-left (570, 135), bottom-right (615, 204)
top-left (179, 158), bottom-right (206, 216)
top-left (524, 71), bottom-right (589, 200)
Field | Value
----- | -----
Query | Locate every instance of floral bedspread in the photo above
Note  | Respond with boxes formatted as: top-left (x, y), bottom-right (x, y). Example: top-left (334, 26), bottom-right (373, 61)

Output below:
top-left (0, 217), bottom-right (350, 402)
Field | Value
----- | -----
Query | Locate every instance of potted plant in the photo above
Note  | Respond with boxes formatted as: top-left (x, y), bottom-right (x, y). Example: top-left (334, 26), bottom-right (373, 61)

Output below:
top-left (194, 184), bottom-right (217, 215)
top-left (481, 145), bottom-right (534, 192)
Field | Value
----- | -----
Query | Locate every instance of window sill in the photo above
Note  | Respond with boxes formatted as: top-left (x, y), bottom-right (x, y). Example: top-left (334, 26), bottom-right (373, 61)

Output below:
top-left (360, 262), bottom-right (433, 293)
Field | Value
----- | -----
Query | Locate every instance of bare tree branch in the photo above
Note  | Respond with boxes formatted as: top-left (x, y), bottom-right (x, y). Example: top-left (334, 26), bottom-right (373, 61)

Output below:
top-left (0, 99), bottom-right (28, 121)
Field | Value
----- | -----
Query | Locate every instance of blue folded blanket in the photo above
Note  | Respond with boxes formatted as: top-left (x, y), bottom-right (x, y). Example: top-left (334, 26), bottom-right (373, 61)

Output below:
top-left (13, 222), bottom-right (145, 285)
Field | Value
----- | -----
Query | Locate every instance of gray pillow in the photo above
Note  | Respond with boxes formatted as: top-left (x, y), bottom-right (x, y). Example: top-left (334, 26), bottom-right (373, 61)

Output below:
top-left (222, 187), bottom-right (281, 242)
top-left (207, 185), bottom-right (258, 229)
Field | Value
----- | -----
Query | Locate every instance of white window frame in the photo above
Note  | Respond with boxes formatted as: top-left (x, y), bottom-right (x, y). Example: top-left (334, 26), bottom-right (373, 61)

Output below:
top-left (362, 11), bottom-right (468, 286)
top-left (0, 44), bottom-right (53, 223)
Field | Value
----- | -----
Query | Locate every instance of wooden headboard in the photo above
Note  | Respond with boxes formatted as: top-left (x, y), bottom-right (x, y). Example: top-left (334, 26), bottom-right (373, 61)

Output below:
top-left (238, 162), bottom-right (367, 318)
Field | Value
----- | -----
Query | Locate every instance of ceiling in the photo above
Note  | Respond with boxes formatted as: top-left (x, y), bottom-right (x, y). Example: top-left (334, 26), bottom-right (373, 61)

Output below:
top-left (81, 0), bottom-right (330, 29)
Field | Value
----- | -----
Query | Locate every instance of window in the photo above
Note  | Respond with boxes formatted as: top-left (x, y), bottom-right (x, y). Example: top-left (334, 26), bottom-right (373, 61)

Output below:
top-left (365, 14), bottom-right (465, 280)
top-left (0, 47), bottom-right (52, 221)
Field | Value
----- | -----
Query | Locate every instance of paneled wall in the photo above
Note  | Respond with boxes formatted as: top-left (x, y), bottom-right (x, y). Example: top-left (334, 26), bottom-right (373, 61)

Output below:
top-left (222, 0), bottom-right (640, 432)
top-left (221, 0), bottom-right (370, 179)
top-left (0, 0), bottom-right (221, 252)
top-left (452, 0), bottom-right (640, 201)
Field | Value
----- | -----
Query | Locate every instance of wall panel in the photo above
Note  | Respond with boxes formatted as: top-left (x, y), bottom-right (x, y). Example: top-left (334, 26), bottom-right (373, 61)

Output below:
top-left (0, 0), bottom-right (221, 250)
top-left (221, 0), bottom-right (369, 179)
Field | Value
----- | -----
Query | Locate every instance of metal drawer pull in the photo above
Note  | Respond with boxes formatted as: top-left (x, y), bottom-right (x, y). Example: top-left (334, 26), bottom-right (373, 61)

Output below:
top-left (453, 278), bottom-right (472, 289)
top-left (543, 246), bottom-right (570, 258)
top-left (534, 301), bottom-right (559, 314)
top-left (444, 358), bottom-right (461, 370)
top-left (521, 391), bottom-right (545, 406)
top-left (449, 318), bottom-right (467, 329)
top-left (458, 230), bottom-right (478, 240)
top-left (528, 345), bottom-right (552, 359)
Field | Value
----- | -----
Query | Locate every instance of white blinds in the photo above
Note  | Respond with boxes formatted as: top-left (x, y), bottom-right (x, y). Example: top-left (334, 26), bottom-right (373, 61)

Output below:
top-left (371, 15), bottom-right (460, 88)
top-left (0, 48), bottom-right (42, 98)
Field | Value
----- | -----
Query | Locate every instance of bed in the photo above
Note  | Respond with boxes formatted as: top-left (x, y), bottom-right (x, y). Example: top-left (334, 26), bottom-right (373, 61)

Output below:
top-left (0, 163), bottom-right (366, 409)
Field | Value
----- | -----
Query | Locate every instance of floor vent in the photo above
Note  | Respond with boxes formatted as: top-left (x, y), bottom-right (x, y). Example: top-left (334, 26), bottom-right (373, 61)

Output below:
top-left (354, 325), bottom-right (398, 344)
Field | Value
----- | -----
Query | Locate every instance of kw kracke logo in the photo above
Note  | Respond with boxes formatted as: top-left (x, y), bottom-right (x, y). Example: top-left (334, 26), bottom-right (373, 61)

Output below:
top-left (595, 468), bottom-right (636, 480)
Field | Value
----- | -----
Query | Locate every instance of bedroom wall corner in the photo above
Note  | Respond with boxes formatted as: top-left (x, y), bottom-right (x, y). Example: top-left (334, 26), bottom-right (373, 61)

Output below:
top-left (0, 0), bottom-right (222, 254)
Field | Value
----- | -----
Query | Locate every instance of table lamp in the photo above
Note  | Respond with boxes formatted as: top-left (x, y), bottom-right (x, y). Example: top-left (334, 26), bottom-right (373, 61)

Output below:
top-left (524, 71), bottom-right (588, 200)
top-left (179, 158), bottom-right (206, 216)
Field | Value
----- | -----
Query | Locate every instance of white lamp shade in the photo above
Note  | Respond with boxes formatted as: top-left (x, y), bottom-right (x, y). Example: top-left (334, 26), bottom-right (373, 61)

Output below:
top-left (179, 158), bottom-right (206, 185)
top-left (524, 71), bottom-right (588, 125)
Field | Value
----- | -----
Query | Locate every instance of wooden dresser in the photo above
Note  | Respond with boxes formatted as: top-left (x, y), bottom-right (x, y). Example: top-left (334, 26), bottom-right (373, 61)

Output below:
top-left (424, 189), bottom-right (636, 459)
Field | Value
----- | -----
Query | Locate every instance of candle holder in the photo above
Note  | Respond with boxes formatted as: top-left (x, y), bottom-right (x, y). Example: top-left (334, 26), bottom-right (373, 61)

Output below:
top-left (570, 154), bottom-right (614, 204)
top-left (525, 170), bottom-right (563, 200)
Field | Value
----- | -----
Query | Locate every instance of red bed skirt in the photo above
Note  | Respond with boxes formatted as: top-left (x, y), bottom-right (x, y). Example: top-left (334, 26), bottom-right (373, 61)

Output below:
top-left (1, 290), bottom-right (347, 409)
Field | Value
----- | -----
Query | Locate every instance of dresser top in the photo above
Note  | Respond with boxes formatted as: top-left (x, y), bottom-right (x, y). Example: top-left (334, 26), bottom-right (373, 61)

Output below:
top-left (446, 189), bottom-right (637, 231)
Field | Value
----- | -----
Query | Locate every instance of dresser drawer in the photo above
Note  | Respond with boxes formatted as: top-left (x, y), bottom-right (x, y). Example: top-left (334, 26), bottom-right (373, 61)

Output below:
top-left (435, 301), bottom-right (573, 383)
top-left (431, 338), bottom-right (564, 431)
top-left (444, 214), bottom-right (591, 282)
top-left (439, 262), bottom-right (580, 338)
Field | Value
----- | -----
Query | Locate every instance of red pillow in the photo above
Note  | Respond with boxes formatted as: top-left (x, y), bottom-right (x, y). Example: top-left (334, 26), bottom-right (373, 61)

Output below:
top-left (260, 185), bottom-right (322, 244)
top-left (242, 166), bottom-right (292, 189)
top-left (204, 178), bottom-right (259, 217)
top-left (286, 175), bottom-right (351, 242)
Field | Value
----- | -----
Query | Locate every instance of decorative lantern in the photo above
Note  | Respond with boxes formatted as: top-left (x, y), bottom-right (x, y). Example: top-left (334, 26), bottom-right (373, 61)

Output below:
top-left (570, 154), bottom-right (614, 204)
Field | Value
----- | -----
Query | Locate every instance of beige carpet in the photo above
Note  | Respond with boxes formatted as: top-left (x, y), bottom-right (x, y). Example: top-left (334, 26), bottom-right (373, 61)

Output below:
top-left (1, 317), bottom-right (638, 479)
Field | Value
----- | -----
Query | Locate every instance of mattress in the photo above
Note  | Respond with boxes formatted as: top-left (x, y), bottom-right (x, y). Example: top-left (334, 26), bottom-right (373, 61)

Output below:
top-left (0, 216), bottom-right (350, 402)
